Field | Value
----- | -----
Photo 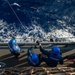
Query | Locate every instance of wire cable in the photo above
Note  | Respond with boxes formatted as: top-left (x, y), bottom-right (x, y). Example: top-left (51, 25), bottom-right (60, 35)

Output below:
top-left (5, 0), bottom-right (26, 30)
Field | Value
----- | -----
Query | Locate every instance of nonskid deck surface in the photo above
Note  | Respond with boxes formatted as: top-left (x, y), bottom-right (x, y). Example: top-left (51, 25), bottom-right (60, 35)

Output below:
top-left (0, 67), bottom-right (75, 75)
top-left (0, 50), bottom-right (75, 67)
top-left (0, 50), bottom-right (75, 75)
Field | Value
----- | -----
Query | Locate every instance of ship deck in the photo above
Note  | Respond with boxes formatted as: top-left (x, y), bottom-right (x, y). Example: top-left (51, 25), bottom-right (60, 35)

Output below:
top-left (0, 49), bottom-right (75, 75)
top-left (0, 49), bottom-right (75, 67)
top-left (0, 43), bottom-right (75, 75)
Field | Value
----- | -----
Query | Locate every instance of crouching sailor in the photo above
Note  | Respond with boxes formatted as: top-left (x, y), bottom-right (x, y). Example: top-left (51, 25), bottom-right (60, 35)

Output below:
top-left (8, 38), bottom-right (20, 58)
top-left (37, 41), bottom-right (63, 67)
top-left (27, 47), bottom-right (40, 66)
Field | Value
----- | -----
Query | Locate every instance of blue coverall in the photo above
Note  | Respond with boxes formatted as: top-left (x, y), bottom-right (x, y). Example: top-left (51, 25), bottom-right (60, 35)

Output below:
top-left (39, 46), bottom-right (63, 67)
top-left (27, 47), bottom-right (40, 66)
top-left (8, 39), bottom-right (20, 57)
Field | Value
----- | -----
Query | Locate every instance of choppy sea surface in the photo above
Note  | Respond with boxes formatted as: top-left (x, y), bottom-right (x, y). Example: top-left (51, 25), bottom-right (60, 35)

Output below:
top-left (0, 0), bottom-right (75, 42)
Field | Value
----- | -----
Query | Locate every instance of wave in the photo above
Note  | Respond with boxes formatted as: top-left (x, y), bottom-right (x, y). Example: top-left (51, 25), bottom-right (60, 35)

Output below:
top-left (0, 19), bottom-right (75, 42)
top-left (0, 0), bottom-right (75, 42)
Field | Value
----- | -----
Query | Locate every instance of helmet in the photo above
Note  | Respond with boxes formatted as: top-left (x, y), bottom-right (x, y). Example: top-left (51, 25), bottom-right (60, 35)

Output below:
top-left (12, 40), bottom-right (16, 45)
top-left (31, 53), bottom-right (39, 63)
top-left (52, 46), bottom-right (60, 54)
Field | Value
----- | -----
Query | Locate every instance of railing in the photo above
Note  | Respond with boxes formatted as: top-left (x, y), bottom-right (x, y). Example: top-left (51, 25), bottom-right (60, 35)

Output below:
top-left (0, 37), bottom-right (75, 43)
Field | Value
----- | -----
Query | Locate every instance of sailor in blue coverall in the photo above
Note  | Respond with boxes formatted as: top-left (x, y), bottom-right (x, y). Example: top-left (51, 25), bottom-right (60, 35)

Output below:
top-left (27, 46), bottom-right (41, 66)
top-left (8, 38), bottom-right (21, 58)
top-left (39, 43), bottom-right (64, 67)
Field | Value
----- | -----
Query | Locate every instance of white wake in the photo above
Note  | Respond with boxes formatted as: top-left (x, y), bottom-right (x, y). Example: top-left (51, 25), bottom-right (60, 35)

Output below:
top-left (0, 20), bottom-right (75, 42)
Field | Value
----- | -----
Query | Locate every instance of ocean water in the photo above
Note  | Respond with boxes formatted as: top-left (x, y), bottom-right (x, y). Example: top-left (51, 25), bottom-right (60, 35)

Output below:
top-left (0, 0), bottom-right (75, 42)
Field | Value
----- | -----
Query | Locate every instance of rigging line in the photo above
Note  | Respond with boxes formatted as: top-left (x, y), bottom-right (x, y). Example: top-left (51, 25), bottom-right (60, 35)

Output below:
top-left (5, 0), bottom-right (26, 30)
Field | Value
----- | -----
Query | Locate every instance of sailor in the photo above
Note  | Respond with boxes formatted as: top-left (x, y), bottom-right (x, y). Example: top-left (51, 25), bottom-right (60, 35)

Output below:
top-left (8, 38), bottom-right (20, 58)
top-left (37, 41), bottom-right (63, 67)
top-left (27, 47), bottom-right (41, 66)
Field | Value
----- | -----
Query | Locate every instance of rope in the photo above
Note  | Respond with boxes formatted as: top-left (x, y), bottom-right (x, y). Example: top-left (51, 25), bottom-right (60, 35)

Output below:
top-left (5, 0), bottom-right (26, 30)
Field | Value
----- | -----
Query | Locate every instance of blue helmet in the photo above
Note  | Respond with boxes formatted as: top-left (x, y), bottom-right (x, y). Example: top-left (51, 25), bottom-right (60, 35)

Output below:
top-left (12, 40), bottom-right (16, 45)
top-left (52, 46), bottom-right (60, 54)
top-left (31, 53), bottom-right (39, 63)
